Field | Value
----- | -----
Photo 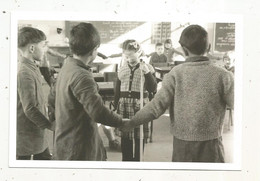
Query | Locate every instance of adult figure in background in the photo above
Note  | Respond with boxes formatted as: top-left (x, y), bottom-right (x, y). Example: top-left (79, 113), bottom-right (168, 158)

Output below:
top-left (163, 39), bottom-right (184, 64)
top-left (54, 22), bottom-right (124, 161)
top-left (17, 27), bottom-right (54, 160)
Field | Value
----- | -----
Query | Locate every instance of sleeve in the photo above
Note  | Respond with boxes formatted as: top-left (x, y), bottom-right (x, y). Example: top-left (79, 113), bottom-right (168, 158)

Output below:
top-left (47, 80), bottom-right (56, 122)
top-left (97, 52), bottom-right (108, 59)
top-left (223, 71), bottom-right (234, 109)
top-left (17, 71), bottom-right (52, 130)
top-left (144, 72), bottom-right (157, 93)
top-left (109, 53), bottom-right (122, 58)
top-left (131, 72), bottom-right (175, 126)
top-left (71, 73), bottom-right (122, 127)
top-left (113, 78), bottom-right (121, 109)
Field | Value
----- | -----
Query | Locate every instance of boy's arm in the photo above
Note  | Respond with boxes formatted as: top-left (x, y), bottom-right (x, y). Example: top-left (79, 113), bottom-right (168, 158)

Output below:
top-left (223, 72), bottom-right (234, 109)
top-left (143, 63), bottom-right (157, 92)
top-left (113, 78), bottom-right (121, 110)
top-left (71, 72), bottom-right (122, 127)
top-left (97, 52), bottom-right (108, 59)
top-left (18, 71), bottom-right (53, 130)
top-left (144, 72), bottom-right (157, 93)
top-left (172, 48), bottom-right (184, 56)
top-left (129, 72), bottom-right (175, 127)
top-left (108, 53), bottom-right (122, 58)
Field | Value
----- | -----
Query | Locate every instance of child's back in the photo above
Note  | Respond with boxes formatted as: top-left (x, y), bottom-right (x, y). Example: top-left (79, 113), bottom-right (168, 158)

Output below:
top-left (166, 57), bottom-right (233, 141)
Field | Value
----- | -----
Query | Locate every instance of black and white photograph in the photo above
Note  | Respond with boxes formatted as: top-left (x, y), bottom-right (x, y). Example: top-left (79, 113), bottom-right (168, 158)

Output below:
top-left (8, 12), bottom-right (243, 170)
top-left (2, 0), bottom-right (260, 180)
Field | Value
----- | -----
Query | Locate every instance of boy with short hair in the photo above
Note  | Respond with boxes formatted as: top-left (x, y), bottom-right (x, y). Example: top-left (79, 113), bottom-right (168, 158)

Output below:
top-left (149, 43), bottom-right (167, 66)
top-left (17, 27), bottom-right (54, 160)
top-left (122, 25), bottom-right (234, 162)
top-left (163, 38), bottom-right (184, 63)
top-left (54, 23), bottom-right (123, 161)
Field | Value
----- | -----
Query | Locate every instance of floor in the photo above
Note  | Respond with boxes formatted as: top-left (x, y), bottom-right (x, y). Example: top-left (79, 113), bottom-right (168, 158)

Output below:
top-left (99, 110), bottom-right (234, 163)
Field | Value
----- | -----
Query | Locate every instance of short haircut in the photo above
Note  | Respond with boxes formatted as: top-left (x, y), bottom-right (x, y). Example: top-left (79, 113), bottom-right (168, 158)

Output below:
top-left (122, 39), bottom-right (140, 52)
top-left (164, 39), bottom-right (172, 44)
top-left (69, 22), bottom-right (100, 56)
top-left (179, 25), bottom-right (208, 55)
top-left (155, 43), bottom-right (163, 47)
top-left (18, 27), bottom-right (46, 48)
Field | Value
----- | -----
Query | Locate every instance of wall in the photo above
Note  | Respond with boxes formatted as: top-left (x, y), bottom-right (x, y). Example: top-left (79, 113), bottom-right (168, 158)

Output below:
top-left (19, 20), bottom-right (68, 47)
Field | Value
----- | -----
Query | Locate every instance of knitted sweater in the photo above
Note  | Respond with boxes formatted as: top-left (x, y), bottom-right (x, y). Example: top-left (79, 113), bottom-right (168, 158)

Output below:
top-left (131, 56), bottom-right (234, 141)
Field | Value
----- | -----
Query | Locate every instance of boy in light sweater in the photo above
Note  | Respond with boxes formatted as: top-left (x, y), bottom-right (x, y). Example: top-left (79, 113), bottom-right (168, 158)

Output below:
top-left (121, 25), bottom-right (234, 162)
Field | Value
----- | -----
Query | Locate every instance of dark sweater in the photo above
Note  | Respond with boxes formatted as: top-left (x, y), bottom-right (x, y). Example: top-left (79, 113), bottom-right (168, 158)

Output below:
top-left (54, 57), bottom-right (122, 160)
top-left (131, 56), bottom-right (234, 141)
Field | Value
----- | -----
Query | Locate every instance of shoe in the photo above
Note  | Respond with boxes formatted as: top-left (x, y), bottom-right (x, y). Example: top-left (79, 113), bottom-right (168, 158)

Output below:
top-left (109, 139), bottom-right (121, 151)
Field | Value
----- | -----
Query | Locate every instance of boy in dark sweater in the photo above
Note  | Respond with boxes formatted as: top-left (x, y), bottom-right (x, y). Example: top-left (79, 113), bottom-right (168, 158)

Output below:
top-left (149, 43), bottom-right (167, 67)
top-left (122, 25), bottom-right (234, 162)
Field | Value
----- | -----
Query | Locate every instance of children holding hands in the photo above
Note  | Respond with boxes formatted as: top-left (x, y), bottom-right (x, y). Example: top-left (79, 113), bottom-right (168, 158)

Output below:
top-left (121, 25), bottom-right (234, 163)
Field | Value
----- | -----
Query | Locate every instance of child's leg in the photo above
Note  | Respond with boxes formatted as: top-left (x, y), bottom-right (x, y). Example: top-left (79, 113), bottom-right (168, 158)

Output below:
top-left (121, 137), bottom-right (134, 161)
top-left (172, 136), bottom-right (225, 162)
top-left (194, 137), bottom-right (225, 163)
top-left (133, 138), bottom-right (145, 161)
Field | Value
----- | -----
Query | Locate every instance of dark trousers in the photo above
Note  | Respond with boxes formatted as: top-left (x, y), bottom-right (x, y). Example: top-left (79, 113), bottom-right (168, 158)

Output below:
top-left (17, 148), bottom-right (52, 160)
top-left (121, 138), bottom-right (145, 161)
top-left (172, 136), bottom-right (225, 162)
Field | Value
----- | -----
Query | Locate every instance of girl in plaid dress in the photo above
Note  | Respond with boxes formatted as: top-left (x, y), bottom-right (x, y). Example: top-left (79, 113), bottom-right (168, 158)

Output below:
top-left (114, 40), bottom-right (157, 161)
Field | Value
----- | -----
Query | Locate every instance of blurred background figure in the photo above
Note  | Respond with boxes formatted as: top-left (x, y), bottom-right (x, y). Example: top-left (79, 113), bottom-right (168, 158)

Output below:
top-left (223, 51), bottom-right (235, 74)
top-left (163, 39), bottom-right (184, 64)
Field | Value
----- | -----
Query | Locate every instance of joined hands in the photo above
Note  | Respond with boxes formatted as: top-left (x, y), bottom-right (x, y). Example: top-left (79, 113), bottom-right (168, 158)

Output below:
top-left (120, 118), bottom-right (135, 132)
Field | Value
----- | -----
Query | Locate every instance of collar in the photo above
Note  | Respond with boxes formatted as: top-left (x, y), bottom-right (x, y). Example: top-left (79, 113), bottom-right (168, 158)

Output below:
top-left (66, 56), bottom-right (92, 70)
top-left (20, 56), bottom-right (39, 70)
top-left (127, 62), bottom-right (140, 69)
top-left (185, 56), bottom-right (209, 63)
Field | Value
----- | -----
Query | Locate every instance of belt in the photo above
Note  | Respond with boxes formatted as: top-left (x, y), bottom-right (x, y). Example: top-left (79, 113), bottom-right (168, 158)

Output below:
top-left (120, 91), bottom-right (148, 99)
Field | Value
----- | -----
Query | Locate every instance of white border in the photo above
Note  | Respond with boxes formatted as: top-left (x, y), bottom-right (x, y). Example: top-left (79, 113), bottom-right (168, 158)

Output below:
top-left (9, 11), bottom-right (243, 170)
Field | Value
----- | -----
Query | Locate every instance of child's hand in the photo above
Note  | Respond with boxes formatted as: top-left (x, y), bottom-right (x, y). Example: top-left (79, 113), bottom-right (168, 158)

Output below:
top-left (140, 62), bottom-right (150, 74)
top-left (120, 118), bottom-right (134, 132)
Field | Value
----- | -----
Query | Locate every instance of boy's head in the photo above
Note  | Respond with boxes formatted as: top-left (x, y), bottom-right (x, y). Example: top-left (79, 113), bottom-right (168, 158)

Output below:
top-left (223, 51), bottom-right (235, 68)
top-left (18, 27), bottom-right (47, 61)
top-left (155, 43), bottom-right (164, 55)
top-left (179, 25), bottom-right (209, 56)
top-left (69, 23), bottom-right (100, 59)
top-left (122, 39), bottom-right (143, 65)
top-left (164, 39), bottom-right (172, 50)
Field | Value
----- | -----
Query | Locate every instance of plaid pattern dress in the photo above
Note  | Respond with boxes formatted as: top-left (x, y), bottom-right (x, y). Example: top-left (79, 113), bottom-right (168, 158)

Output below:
top-left (115, 62), bottom-right (155, 140)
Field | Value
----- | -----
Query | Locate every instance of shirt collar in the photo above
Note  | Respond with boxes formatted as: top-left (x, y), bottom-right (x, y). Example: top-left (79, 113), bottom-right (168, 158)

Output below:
top-left (185, 56), bottom-right (209, 63)
top-left (20, 56), bottom-right (39, 70)
top-left (66, 56), bottom-right (91, 70)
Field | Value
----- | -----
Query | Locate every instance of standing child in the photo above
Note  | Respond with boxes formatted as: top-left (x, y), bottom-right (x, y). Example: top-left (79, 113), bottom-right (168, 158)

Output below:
top-left (149, 43), bottom-right (168, 67)
top-left (17, 27), bottom-right (54, 160)
top-left (163, 39), bottom-right (184, 64)
top-left (122, 25), bottom-right (234, 162)
top-left (114, 40), bottom-right (157, 161)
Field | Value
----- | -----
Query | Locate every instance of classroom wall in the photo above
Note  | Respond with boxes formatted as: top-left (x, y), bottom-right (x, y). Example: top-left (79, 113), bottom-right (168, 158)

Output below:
top-left (18, 20), bottom-right (217, 59)
top-left (19, 20), bottom-right (68, 47)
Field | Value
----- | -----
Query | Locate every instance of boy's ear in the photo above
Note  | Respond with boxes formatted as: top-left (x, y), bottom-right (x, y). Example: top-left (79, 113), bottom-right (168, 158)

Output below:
top-left (28, 44), bottom-right (35, 53)
top-left (89, 45), bottom-right (99, 57)
top-left (181, 46), bottom-right (189, 56)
